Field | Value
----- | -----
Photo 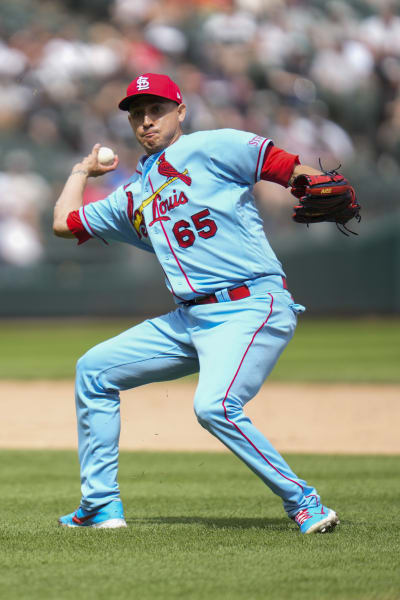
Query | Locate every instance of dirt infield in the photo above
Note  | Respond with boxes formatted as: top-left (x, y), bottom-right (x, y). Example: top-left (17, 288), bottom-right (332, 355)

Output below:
top-left (1, 380), bottom-right (399, 453)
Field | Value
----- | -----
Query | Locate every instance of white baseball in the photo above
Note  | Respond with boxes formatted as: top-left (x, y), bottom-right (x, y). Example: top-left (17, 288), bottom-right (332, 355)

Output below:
top-left (98, 146), bottom-right (115, 165)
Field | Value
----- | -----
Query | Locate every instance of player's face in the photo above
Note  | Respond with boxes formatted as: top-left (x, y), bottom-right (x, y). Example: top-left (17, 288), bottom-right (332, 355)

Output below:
top-left (128, 96), bottom-right (186, 155)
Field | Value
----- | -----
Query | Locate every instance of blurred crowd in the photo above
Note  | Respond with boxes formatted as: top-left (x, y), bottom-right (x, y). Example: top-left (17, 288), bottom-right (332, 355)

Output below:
top-left (1, 0), bottom-right (400, 265)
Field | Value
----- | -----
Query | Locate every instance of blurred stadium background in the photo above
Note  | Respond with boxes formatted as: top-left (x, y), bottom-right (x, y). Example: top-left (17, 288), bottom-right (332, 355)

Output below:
top-left (1, 0), bottom-right (400, 317)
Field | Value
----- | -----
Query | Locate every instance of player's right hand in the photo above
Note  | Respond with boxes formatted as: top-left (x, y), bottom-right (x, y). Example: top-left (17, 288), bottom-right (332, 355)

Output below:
top-left (72, 143), bottom-right (119, 178)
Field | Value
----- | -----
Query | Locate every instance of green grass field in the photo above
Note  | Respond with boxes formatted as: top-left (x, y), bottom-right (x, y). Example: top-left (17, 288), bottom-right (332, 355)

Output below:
top-left (1, 450), bottom-right (399, 600)
top-left (1, 319), bottom-right (399, 598)
top-left (0, 317), bottom-right (399, 382)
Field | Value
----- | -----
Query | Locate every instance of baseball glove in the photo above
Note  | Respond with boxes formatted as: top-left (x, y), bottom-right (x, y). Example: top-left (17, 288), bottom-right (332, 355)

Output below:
top-left (291, 168), bottom-right (360, 235)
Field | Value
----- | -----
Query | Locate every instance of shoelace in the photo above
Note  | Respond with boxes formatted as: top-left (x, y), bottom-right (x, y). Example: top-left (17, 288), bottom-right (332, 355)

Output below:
top-left (295, 509), bottom-right (312, 525)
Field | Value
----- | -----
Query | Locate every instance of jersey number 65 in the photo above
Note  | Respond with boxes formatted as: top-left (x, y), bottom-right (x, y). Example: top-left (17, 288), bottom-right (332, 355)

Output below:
top-left (172, 209), bottom-right (218, 248)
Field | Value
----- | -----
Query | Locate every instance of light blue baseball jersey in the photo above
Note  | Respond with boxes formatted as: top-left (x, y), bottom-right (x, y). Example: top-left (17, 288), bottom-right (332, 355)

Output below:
top-left (70, 126), bottom-right (325, 523)
top-left (78, 128), bottom-right (286, 301)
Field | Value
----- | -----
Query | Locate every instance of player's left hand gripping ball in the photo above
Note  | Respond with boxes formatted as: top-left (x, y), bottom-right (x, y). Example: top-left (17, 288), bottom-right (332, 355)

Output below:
top-left (291, 170), bottom-right (360, 235)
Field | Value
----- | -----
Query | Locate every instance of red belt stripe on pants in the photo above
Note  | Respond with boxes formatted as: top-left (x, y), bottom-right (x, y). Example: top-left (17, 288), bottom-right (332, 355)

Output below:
top-left (183, 276), bottom-right (288, 306)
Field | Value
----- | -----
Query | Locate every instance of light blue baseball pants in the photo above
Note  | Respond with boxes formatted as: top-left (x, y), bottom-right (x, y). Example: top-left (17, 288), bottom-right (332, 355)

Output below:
top-left (75, 286), bottom-right (320, 518)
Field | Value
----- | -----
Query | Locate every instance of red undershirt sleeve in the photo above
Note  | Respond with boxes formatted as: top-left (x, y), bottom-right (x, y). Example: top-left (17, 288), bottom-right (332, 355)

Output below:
top-left (260, 145), bottom-right (300, 188)
top-left (66, 210), bottom-right (92, 245)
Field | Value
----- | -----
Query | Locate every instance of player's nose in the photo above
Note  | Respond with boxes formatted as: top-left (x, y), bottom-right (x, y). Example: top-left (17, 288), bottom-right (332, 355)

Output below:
top-left (143, 112), bottom-right (153, 127)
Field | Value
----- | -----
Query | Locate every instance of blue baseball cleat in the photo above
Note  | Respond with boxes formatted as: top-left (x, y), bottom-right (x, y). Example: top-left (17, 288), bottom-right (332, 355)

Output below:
top-left (293, 504), bottom-right (339, 534)
top-left (58, 499), bottom-right (127, 528)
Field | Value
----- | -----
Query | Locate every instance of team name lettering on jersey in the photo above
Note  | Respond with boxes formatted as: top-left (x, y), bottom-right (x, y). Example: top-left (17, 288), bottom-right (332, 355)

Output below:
top-left (133, 208), bottom-right (148, 239)
top-left (131, 156), bottom-right (192, 237)
top-left (248, 135), bottom-right (263, 146)
top-left (149, 191), bottom-right (189, 227)
top-left (126, 190), bottom-right (148, 239)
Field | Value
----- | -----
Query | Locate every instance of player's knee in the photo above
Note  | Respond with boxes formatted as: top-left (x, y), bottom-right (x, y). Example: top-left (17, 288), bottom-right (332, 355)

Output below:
top-left (76, 347), bottom-right (104, 392)
top-left (193, 399), bottom-right (223, 428)
top-left (194, 405), bottom-right (214, 428)
top-left (194, 394), bottom-right (244, 428)
top-left (76, 348), bottom-right (97, 376)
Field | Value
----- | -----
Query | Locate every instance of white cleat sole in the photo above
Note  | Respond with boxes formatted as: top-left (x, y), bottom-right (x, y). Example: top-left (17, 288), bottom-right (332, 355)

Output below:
top-left (59, 518), bottom-right (127, 529)
top-left (92, 518), bottom-right (127, 529)
top-left (305, 510), bottom-right (340, 534)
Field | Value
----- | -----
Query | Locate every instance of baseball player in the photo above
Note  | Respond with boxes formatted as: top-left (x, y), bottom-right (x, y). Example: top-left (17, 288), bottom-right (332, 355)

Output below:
top-left (53, 73), bottom-right (346, 533)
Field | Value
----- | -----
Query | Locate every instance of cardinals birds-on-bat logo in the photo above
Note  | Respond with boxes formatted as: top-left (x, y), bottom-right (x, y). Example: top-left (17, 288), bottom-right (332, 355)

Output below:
top-left (157, 152), bottom-right (192, 186)
top-left (130, 153), bottom-right (191, 238)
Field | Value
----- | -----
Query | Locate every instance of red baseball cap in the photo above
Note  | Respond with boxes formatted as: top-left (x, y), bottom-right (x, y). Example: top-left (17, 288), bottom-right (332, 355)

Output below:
top-left (118, 73), bottom-right (183, 111)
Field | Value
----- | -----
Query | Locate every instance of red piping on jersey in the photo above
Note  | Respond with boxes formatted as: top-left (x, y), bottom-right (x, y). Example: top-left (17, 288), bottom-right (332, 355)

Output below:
top-left (222, 293), bottom-right (304, 493)
top-left (148, 175), bottom-right (201, 296)
top-left (254, 138), bottom-right (270, 183)
top-left (81, 205), bottom-right (108, 245)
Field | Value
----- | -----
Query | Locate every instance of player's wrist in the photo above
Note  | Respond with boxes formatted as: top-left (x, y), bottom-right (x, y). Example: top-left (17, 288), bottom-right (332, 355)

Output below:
top-left (70, 164), bottom-right (90, 178)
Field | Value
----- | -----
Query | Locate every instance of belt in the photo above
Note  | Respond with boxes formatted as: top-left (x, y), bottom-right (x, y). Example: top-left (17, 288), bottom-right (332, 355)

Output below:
top-left (183, 276), bottom-right (288, 307)
top-left (183, 284), bottom-right (251, 306)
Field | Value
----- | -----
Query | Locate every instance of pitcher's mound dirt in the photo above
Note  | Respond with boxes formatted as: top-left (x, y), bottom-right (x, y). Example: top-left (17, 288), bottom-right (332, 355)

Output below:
top-left (1, 381), bottom-right (399, 453)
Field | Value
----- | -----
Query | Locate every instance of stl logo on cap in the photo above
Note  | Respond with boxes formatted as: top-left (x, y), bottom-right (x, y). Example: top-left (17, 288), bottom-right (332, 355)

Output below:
top-left (136, 76), bottom-right (150, 91)
top-left (118, 73), bottom-right (183, 111)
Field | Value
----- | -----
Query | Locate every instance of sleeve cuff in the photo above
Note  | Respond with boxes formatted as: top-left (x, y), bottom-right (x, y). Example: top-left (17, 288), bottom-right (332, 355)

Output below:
top-left (260, 145), bottom-right (300, 187)
top-left (66, 210), bottom-right (91, 245)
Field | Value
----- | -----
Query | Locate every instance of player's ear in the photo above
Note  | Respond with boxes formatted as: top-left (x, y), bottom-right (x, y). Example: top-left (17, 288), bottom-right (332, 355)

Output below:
top-left (177, 103), bottom-right (186, 124)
